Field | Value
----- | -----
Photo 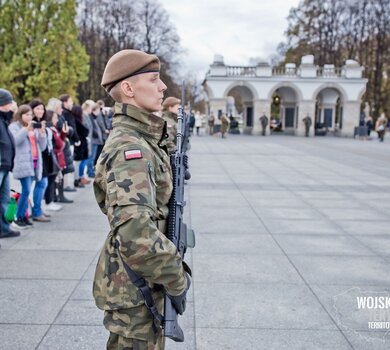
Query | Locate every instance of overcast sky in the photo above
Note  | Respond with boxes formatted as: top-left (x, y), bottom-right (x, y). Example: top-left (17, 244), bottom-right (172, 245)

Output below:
top-left (162, 0), bottom-right (301, 79)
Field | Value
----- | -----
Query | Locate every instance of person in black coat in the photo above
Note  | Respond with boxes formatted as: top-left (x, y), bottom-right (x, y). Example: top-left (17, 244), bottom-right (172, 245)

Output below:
top-left (71, 105), bottom-right (90, 187)
top-left (59, 94), bottom-right (79, 145)
top-left (0, 88), bottom-right (20, 238)
top-left (59, 94), bottom-right (79, 192)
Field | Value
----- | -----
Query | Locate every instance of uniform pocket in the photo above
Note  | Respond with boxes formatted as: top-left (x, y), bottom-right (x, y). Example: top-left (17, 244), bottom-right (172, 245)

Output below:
top-left (93, 235), bottom-right (144, 310)
top-left (106, 177), bottom-right (118, 206)
top-left (147, 162), bottom-right (157, 209)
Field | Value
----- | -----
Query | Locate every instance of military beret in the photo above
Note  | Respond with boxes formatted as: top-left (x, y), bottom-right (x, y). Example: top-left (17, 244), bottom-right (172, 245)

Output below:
top-left (101, 49), bottom-right (160, 92)
top-left (162, 97), bottom-right (181, 110)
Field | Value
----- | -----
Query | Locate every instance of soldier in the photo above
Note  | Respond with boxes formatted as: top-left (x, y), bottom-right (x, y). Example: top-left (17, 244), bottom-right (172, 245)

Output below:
top-left (221, 113), bottom-right (230, 138)
top-left (259, 113), bottom-right (268, 136)
top-left (376, 112), bottom-right (388, 142)
top-left (161, 96), bottom-right (180, 154)
top-left (208, 112), bottom-right (215, 135)
top-left (94, 49), bottom-right (190, 350)
top-left (302, 115), bottom-right (312, 137)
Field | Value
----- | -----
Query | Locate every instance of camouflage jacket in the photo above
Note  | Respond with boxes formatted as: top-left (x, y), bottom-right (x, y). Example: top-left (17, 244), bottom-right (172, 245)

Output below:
top-left (303, 117), bottom-right (312, 128)
top-left (221, 115), bottom-right (230, 132)
top-left (93, 103), bottom-right (186, 339)
top-left (162, 111), bottom-right (177, 154)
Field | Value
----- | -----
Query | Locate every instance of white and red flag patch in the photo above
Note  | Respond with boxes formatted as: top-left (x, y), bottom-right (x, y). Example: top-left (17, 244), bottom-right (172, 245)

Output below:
top-left (124, 149), bottom-right (143, 161)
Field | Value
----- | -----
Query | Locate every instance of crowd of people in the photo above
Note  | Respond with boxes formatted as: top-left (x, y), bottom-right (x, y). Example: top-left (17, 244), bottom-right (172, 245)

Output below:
top-left (0, 88), bottom-right (112, 240)
top-left (357, 112), bottom-right (389, 141)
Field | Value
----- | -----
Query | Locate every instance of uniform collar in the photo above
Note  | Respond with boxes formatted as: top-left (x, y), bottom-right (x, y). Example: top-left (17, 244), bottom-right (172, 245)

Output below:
top-left (163, 111), bottom-right (178, 122)
top-left (113, 103), bottom-right (166, 141)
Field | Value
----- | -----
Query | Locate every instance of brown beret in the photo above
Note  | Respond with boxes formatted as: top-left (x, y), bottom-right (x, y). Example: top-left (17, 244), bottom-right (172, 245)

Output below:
top-left (101, 49), bottom-right (160, 92)
top-left (162, 97), bottom-right (181, 110)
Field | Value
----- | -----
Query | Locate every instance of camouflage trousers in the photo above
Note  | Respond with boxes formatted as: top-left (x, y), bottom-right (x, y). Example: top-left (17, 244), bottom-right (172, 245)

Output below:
top-left (107, 332), bottom-right (165, 350)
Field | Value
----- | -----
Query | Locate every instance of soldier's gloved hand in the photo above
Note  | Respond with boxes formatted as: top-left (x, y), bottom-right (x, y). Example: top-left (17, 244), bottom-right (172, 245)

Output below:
top-left (167, 273), bottom-right (191, 315)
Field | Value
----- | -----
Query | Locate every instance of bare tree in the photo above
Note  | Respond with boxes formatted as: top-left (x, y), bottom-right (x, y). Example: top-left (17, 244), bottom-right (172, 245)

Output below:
top-left (76, 0), bottom-right (183, 103)
top-left (134, 0), bottom-right (182, 70)
top-left (282, 0), bottom-right (390, 118)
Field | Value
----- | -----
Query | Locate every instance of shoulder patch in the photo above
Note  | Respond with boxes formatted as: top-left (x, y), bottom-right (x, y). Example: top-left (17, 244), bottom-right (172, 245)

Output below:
top-left (124, 149), bottom-right (143, 161)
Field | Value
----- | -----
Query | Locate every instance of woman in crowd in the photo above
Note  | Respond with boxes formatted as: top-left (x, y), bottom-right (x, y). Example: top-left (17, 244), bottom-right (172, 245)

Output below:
top-left (71, 105), bottom-right (90, 187)
top-left (29, 99), bottom-right (52, 222)
top-left (9, 105), bottom-right (47, 229)
top-left (45, 98), bottom-right (64, 211)
top-left (87, 103), bottom-right (103, 177)
top-left (45, 110), bottom-right (68, 211)
top-left (47, 97), bottom-right (73, 203)
top-left (44, 110), bottom-right (67, 210)
top-left (47, 97), bottom-right (63, 118)
top-left (81, 100), bottom-right (94, 179)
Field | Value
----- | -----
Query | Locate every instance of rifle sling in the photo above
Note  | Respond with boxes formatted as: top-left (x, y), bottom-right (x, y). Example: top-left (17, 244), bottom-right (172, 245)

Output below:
top-left (113, 239), bottom-right (164, 333)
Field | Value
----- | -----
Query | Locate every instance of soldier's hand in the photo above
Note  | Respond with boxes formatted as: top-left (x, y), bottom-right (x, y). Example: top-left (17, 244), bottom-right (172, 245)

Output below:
top-left (167, 272), bottom-right (191, 315)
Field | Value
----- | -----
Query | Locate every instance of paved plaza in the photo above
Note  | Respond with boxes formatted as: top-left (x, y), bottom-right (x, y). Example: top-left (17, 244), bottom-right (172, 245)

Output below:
top-left (1, 133), bottom-right (390, 350)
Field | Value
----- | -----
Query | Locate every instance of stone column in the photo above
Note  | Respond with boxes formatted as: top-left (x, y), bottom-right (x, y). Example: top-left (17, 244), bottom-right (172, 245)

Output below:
top-left (242, 102), bottom-right (252, 135)
top-left (340, 101), bottom-right (360, 137)
top-left (296, 101), bottom-right (316, 137)
top-left (252, 99), bottom-right (271, 136)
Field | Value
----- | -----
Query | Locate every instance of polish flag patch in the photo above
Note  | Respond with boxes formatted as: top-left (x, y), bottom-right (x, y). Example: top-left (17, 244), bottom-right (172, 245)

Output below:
top-left (124, 149), bottom-right (143, 160)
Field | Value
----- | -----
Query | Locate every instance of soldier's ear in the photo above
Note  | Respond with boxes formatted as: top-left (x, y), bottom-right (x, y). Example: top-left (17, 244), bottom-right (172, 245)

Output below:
top-left (121, 80), bottom-right (135, 98)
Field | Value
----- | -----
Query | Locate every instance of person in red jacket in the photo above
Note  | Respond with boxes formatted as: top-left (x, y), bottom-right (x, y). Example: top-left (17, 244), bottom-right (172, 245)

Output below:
top-left (44, 110), bottom-right (68, 211)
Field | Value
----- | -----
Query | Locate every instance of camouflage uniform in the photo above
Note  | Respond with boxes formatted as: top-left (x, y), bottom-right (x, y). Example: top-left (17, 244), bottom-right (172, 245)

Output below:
top-left (259, 115), bottom-right (268, 136)
top-left (162, 111), bottom-right (177, 154)
top-left (302, 116), bottom-right (312, 137)
top-left (221, 114), bottom-right (230, 138)
top-left (93, 103), bottom-right (187, 349)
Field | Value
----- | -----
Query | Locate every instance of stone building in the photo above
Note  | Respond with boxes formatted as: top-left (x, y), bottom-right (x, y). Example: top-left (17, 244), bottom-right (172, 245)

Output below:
top-left (202, 55), bottom-right (367, 137)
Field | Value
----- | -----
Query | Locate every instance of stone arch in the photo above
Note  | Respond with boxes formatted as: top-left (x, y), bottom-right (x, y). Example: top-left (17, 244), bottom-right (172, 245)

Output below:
top-left (311, 83), bottom-right (348, 102)
top-left (202, 82), bottom-right (214, 99)
top-left (223, 81), bottom-right (259, 100)
top-left (267, 82), bottom-right (303, 102)
top-left (313, 84), bottom-right (346, 133)
top-left (357, 86), bottom-right (367, 101)
top-left (223, 82), bottom-right (257, 130)
top-left (266, 84), bottom-right (302, 133)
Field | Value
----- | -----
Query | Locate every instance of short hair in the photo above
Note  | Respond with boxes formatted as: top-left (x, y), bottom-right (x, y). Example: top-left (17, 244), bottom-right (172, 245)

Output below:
top-left (108, 83), bottom-right (122, 102)
top-left (96, 99), bottom-right (105, 108)
top-left (59, 94), bottom-right (71, 103)
top-left (47, 98), bottom-right (62, 112)
top-left (108, 76), bottom-right (139, 102)
top-left (92, 103), bottom-right (100, 113)
top-left (84, 99), bottom-right (95, 107)
top-left (14, 104), bottom-right (32, 122)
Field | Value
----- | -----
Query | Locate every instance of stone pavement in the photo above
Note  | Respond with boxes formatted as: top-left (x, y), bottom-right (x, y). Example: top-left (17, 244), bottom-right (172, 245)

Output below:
top-left (1, 133), bottom-right (390, 349)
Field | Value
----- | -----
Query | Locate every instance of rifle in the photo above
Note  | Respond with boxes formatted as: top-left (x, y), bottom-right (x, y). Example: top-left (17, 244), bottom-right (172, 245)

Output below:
top-left (163, 82), bottom-right (195, 342)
